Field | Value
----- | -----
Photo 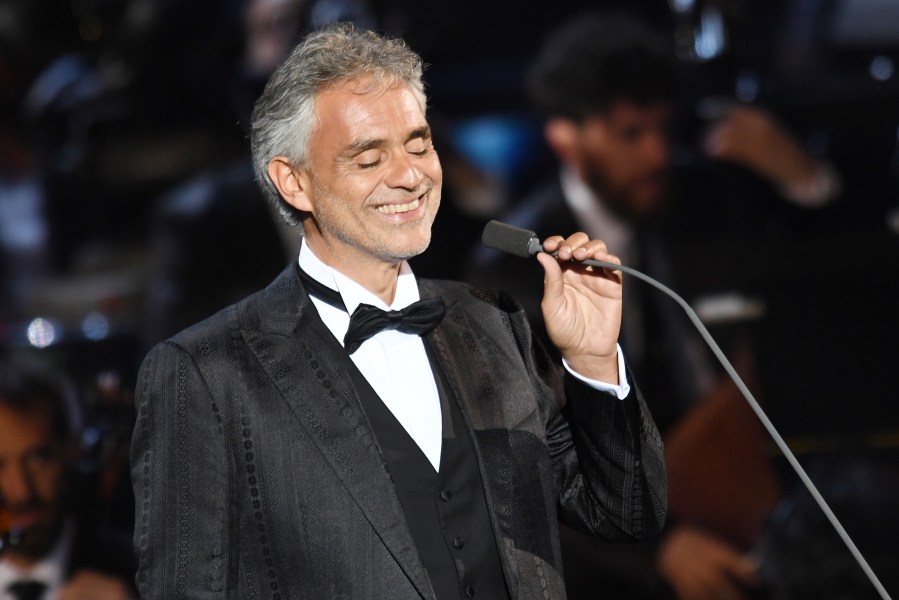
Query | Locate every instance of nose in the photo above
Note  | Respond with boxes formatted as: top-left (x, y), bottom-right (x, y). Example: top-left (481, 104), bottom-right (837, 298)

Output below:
top-left (384, 152), bottom-right (424, 190)
top-left (1, 462), bottom-right (35, 507)
top-left (644, 131), bottom-right (670, 169)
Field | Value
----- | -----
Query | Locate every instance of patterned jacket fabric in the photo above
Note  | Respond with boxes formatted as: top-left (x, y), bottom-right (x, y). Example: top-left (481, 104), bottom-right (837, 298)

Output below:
top-left (130, 263), bottom-right (667, 599)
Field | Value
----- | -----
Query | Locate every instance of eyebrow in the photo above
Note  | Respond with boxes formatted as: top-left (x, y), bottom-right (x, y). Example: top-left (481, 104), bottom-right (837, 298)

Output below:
top-left (341, 126), bottom-right (432, 158)
top-left (407, 126), bottom-right (432, 143)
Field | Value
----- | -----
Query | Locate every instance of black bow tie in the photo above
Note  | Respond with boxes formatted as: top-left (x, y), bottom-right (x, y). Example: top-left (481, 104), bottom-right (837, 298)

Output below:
top-left (343, 300), bottom-right (445, 354)
top-left (8, 580), bottom-right (47, 600)
top-left (297, 266), bottom-right (445, 354)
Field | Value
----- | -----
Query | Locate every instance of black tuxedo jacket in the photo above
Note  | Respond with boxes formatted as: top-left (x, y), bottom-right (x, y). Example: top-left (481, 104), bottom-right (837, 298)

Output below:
top-left (131, 263), bottom-right (666, 599)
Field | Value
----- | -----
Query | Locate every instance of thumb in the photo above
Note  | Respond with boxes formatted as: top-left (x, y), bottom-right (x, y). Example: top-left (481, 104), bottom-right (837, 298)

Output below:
top-left (723, 551), bottom-right (760, 586)
top-left (536, 252), bottom-right (563, 302)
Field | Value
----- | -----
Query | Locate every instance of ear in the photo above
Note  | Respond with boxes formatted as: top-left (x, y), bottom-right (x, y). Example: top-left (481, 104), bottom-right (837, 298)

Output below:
top-left (544, 118), bottom-right (581, 169)
top-left (267, 156), bottom-right (314, 213)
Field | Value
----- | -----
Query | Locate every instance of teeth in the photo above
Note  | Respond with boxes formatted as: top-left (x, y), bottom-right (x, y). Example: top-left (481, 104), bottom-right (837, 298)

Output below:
top-left (376, 198), bottom-right (420, 214)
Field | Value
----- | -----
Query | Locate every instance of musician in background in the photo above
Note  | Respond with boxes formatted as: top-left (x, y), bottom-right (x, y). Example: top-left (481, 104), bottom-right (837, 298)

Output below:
top-left (0, 363), bottom-right (134, 600)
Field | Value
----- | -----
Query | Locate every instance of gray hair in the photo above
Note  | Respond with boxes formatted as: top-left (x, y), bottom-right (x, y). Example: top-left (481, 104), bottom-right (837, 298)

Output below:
top-left (250, 22), bottom-right (427, 226)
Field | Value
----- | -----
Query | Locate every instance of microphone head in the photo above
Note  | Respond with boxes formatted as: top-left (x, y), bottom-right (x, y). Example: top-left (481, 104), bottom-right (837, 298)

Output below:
top-left (481, 221), bottom-right (543, 258)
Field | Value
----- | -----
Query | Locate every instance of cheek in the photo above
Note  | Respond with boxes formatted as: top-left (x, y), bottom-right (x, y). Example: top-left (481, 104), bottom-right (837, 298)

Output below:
top-left (585, 144), bottom-right (628, 184)
top-left (356, 172), bottom-right (385, 199)
top-left (609, 144), bottom-right (655, 182)
top-left (33, 463), bottom-right (65, 502)
top-left (320, 175), bottom-right (377, 213)
top-left (424, 155), bottom-right (443, 185)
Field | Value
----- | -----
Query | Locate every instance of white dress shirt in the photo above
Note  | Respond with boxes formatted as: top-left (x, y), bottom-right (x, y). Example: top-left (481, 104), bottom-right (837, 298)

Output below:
top-left (298, 238), bottom-right (630, 471)
top-left (0, 520), bottom-right (74, 600)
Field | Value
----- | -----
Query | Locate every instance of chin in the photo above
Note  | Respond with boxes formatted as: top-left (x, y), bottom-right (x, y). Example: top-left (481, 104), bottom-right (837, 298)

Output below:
top-left (387, 223), bottom-right (433, 259)
top-left (628, 190), bottom-right (664, 217)
top-left (12, 522), bottom-right (63, 560)
top-left (385, 239), bottom-right (431, 263)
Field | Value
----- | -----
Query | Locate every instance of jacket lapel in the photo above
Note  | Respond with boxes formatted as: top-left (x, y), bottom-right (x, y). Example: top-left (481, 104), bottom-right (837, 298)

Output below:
top-left (242, 265), bottom-right (435, 600)
top-left (419, 280), bottom-right (537, 432)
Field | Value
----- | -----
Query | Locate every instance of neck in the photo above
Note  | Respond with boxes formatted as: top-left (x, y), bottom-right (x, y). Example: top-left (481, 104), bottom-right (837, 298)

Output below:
top-left (3, 526), bottom-right (63, 571)
top-left (304, 234), bottom-right (402, 305)
top-left (5, 550), bottom-right (39, 570)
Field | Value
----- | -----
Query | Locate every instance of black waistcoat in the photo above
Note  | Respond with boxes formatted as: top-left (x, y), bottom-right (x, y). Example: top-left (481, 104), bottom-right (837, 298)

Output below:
top-left (340, 343), bottom-right (510, 600)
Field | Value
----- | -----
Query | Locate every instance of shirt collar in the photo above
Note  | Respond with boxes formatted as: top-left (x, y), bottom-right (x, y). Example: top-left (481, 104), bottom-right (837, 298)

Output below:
top-left (297, 237), bottom-right (420, 315)
top-left (559, 166), bottom-right (636, 265)
top-left (0, 519), bottom-right (74, 594)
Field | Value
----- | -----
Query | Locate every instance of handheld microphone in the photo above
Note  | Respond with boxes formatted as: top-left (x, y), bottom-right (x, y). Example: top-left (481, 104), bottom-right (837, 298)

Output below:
top-left (482, 219), bottom-right (621, 272)
top-left (480, 220), bottom-right (892, 600)
top-left (481, 221), bottom-right (544, 258)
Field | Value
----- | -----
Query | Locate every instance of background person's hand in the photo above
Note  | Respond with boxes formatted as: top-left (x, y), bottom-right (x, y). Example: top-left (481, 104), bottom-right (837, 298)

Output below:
top-left (703, 105), bottom-right (836, 205)
top-left (57, 569), bottom-right (136, 600)
top-left (658, 525), bottom-right (760, 600)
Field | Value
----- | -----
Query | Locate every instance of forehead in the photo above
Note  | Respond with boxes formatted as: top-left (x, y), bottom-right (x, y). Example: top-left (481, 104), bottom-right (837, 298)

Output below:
top-left (592, 100), bottom-right (672, 128)
top-left (311, 80), bottom-right (428, 149)
top-left (0, 404), bottom-right (56, 452)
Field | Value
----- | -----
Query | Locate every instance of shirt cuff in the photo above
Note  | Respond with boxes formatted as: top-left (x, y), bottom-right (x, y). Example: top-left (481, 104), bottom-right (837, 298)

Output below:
top-left (562, 344), bottom-right (631, 400)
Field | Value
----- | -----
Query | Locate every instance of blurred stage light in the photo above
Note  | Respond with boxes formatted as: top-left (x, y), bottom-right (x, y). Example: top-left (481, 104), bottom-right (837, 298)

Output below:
top-left (81, 311), bottom-right (110, 341)
top-left (26, 318), bottom-right (58, 348)
top-left (694, 7), bottom-right (726, 60)
top-left (869, 55), bottom-right (894, 81)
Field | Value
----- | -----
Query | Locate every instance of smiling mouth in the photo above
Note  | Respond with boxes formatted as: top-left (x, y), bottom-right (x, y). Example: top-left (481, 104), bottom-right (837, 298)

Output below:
top-left (376, 197), bottom-right (421, 215)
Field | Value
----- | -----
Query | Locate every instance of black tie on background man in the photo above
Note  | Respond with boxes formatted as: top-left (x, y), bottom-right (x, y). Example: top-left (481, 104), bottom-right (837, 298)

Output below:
top-left (131, 23), bottom-right (666, 600)
top-left (7, 580), bottom-right (46, 600)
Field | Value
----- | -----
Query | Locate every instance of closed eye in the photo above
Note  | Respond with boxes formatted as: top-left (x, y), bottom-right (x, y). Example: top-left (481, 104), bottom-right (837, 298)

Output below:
top-left (355, 149), bottom-right (383, 169)
top-left (406, 138), bottom-right (434, 156)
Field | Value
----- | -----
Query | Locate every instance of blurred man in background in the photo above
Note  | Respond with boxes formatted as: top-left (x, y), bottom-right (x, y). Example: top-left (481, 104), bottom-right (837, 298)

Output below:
top-left (0, 363), bottom-right (134, 600)
top-left (467, 11), bottom-right (845, 599)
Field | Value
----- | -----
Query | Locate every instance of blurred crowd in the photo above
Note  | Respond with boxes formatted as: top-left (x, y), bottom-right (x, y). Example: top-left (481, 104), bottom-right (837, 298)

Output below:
top-left (2, 0), bottom-right (899, 598)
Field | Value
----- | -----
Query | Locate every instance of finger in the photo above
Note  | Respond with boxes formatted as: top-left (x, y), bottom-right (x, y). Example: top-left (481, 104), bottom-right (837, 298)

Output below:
top-left (703, 572), bottom-right (746, 600)
top-left (722, 552), bottom-right (760, 587)
top-left (540, 235), bottom-right (623, 288)
top-left (578, 246), bottom-right (622, 275)
top-left (704, 128), bottom-right (733, 158)
top-left (543, 232), bottom-right (590, 260)
top-left (564, 248), bottom-right (623, 287)
top-left (554, 237), bottom-right (617, 267)
top-left (536, 251), bottom-right (564, 299)
top-left (675, 566), bottom-right (742, 600)
top-left (539, 235), bottom-right (567, 254)
top-left (570, 239), bottom-right (609, 262)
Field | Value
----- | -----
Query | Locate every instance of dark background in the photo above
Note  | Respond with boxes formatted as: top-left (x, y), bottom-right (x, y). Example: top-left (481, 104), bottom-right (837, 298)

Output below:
top-left (2, 0), bottom-right (899, 558)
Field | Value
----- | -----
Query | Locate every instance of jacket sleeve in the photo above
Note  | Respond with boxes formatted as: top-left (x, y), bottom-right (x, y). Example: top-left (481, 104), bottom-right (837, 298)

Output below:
top-left (509, 298), bottom-right (668, 542)
top-left (131, 341), bottom-right (233, 599)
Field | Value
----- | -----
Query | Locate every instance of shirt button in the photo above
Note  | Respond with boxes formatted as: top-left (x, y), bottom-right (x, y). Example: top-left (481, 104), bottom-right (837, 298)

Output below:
top-left (439, 489), bottom-right (452, 502)
top-left (453, 536), bottom-right (465, 549)
top-left (465, 584), bottom-right (476, 598)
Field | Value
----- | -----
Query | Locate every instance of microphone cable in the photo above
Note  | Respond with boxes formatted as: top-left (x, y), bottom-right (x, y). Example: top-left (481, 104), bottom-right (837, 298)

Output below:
top-left (481, 220), bottom-right (892, 600)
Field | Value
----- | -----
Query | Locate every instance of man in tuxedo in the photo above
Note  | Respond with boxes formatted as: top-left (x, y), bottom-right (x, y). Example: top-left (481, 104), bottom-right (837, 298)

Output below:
top-left (131, 23), bottom-right (666, 599)
top-left (0, 363), bottom-right (135, 600)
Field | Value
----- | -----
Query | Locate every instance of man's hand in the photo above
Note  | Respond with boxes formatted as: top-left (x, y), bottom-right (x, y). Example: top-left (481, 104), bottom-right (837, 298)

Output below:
top-left (703, 106), bottom-right (823, 199)
top-left (537, 232), bottom-right (623, 384)
top-left (657, 526), bottom-right (760, 600)
top-left (57, 570), bottom-right (135, 600)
